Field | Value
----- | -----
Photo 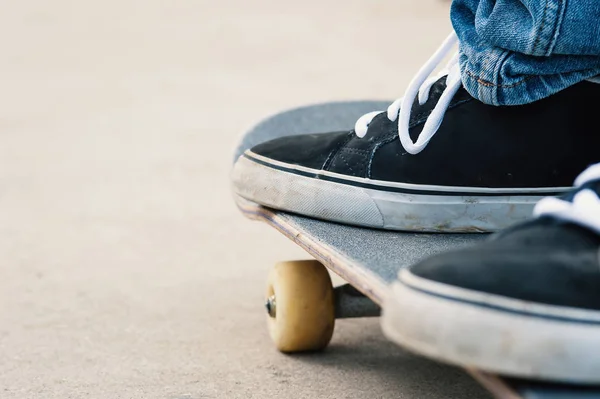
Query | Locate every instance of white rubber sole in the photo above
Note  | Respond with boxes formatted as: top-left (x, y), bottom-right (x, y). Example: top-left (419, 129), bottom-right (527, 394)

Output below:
top-left (382, 270), bottom-right (600, 384)
top-left (232, 151), bottom-right (568, 232)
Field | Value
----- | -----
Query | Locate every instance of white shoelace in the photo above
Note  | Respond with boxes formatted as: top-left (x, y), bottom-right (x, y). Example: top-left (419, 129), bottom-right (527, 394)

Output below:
top-left (534, 163), bottom-right (600, 234)
top-left (354, 32), bottom-right (462, 155)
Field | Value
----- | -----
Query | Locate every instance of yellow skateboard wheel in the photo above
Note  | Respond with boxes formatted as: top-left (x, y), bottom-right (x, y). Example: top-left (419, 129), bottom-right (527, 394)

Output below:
top-left (265, 260), bottom-right (335, 353)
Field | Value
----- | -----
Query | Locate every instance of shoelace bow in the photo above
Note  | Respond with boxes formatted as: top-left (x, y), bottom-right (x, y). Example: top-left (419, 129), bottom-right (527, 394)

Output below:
top-left (534, 164), bottom-right (600, 234)
top-left (354, 32), bottom-right (461, 155)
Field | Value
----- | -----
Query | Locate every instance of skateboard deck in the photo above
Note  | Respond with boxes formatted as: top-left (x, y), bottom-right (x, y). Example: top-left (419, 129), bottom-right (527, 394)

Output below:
top-left (233, 101), bottom-right (600, 399)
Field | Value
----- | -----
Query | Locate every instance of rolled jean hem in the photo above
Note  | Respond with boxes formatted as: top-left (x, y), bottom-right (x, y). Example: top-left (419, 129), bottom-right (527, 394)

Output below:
top-left (461, 66), bottom-right (600, 106)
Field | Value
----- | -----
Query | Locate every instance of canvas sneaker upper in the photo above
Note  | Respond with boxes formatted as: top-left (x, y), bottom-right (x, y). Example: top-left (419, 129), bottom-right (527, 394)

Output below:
top-left (232, 33), bottom-right (600, 232)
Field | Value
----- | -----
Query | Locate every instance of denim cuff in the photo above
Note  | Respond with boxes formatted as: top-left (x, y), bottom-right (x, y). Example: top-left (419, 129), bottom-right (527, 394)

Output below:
top-left (452, 0), bottom-right (600, 105)
top-left (459, 46), bottom-right (600, 105)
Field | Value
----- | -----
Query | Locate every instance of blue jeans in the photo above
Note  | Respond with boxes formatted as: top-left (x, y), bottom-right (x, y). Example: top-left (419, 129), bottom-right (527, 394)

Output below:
top-left (451, 0), bottom-right (600, 105)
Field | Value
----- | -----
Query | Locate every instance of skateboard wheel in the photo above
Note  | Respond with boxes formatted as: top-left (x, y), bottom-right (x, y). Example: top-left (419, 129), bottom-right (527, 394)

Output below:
top-left (266, 260), bottom-right (335, 353)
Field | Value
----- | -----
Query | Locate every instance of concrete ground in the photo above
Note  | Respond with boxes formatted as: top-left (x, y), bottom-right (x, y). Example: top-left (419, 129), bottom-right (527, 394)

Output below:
top-left (0, 1), bottom-right (490, 398)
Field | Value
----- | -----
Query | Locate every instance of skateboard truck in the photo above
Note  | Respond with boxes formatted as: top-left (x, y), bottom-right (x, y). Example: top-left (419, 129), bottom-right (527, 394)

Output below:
top-left (266, 284), bottom-right (380, 320)
top-left (333, 284), bottom-right (380, 319)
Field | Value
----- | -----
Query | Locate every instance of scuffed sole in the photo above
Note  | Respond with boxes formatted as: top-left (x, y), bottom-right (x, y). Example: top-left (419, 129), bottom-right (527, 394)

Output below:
top-left (232, 151), bottom-right (554, 232)
top-left (382, 270), bottom-right (600, 384)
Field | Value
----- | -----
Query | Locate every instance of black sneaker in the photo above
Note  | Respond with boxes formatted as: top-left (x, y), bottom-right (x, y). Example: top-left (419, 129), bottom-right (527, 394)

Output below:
top-left (232, 32), bottom-right (600, 232)
top-left (382, 164), bottom-right (600, 383)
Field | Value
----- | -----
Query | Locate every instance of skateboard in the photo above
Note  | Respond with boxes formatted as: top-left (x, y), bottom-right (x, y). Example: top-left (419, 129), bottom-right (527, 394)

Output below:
top-left (233, 101), bottom-right (600, 399)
